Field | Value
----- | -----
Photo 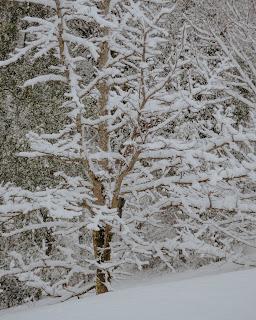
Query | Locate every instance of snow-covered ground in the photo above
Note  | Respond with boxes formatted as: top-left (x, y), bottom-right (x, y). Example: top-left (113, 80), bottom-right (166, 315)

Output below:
top-left (1, 267), bottom-right (255, 320)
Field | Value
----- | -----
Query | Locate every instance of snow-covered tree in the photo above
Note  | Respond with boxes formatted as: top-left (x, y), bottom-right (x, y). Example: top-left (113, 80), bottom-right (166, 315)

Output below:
top-left (0, 0), bottom-right (183, 295)
top-left (0, 1), bottom-right (71, 307)
top-left (159, 0), bottom-right (256, 266)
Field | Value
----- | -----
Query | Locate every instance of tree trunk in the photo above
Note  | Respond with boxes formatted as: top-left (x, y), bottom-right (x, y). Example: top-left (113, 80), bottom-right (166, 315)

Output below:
top-left (93, 227), bottom-right (112, 294)
top-left (91, 0), bottom-right (112, 295)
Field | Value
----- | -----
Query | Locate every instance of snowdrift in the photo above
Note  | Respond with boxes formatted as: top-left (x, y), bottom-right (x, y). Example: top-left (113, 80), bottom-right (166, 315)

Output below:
top-left (1, 268), bottom-right (255, 320)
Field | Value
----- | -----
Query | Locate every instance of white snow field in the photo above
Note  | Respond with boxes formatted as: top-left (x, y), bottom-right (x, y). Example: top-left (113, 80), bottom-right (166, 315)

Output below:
top-left (1, 268), bottom-right (255, 320)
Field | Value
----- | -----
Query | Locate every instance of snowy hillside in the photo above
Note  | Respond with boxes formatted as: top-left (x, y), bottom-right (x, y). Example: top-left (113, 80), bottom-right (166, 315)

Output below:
top-left (1, 268), bottom-right (255, 320)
